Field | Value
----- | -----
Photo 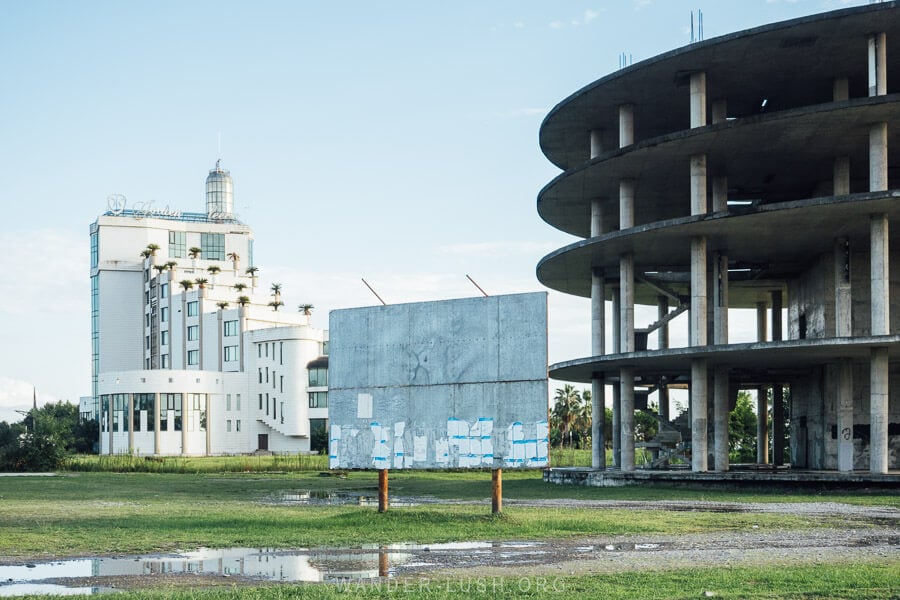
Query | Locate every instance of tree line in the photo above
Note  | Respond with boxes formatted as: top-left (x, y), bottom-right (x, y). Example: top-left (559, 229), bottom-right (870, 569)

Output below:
top-left (0, 402), bottom-right (97, 471)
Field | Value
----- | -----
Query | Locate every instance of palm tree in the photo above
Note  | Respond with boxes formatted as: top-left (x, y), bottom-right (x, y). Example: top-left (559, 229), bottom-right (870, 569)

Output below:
top-left (165, 261), bottom-right (178, 270)
top-left (207, 265), bottom-right (221, 275)
top-left (270, 283), bottom-right (282, 304)
top-left (216, 301), bottom-right (229, 310)
top-left (268, 300), bottom-right (284, 311)
top-left (139, 249), bottom-right (152, 259)
top-left (153, 264), bottom-right (168, 274)
top-left (194, 278), bottom-right (208, 289)
top-left (179, 279), bottom-right (194, 291)
top-left (188, 247), bottom-right (202, 259)
top-left (245, 266), bottom-right (259, 289)
top-left (237, 295), bottom-right (250, 307)
top-left (552, 384), bottom-right (582, 448)
top-left (298, 303), bottom-right (314, 316)
top-left (233, 282), bottom-right (247, 292)
top-left (146, 243), bottom-right (160, 256)
top-left (226, 251), bottom-right (240, 272)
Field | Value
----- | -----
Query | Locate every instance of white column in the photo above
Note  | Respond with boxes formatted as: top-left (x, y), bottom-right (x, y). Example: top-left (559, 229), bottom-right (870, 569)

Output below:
top-left (657, 296), bottom-right (670, 422)
top-left (590, 129), bottom-right (604, 159)
top-left (756, 301), bottom-right (769, 465)
top-left (835, 239), bottom-right (852, 337)
top-left (870, 347), bottom-right (889, 474)
top-left (592, 374), bottom-right (605, 469)
top-left (612, 384), bottom-right (621, 468)
top-left (153, 392), bottom-right (161, 455)
top-left (691, 358), bottom-right (708, 472)
top-left (870, 214), bottom-right (889, 336)
top-left (619, 180), bottom-right (635, 229)
top-left (870, 123), bottom-right (888, 193)
top-left (771, 291), bottom-right (785, 466)
top-left (591, 199), bottom-right (612, 237)
top-left (690, 71), bottom-right (707, 128)
top-left (127, 392), bottom-right (134, 455)
top-left (713, 367), bottom-right (729, 471)
top-left (868, 33), bottom-right (887, 97)
top-left (620, 367), bottom-right (635, 471)
top-left (206, 395), bottom-right (212, 456)
top-left (618, 104), bottom-right (634, 147)
top-left (591, 268), bottom-right (605, 356)
top-left (714, 252), bottom-right (728, 345)
top-left (620, 254), bottom-right (635, 353)
top-left (181, 395), bottom-right (188, 456)
top-left (837, 360), bottom-right (854, 472)
top-left (691, 237), bottom-right (708, 347)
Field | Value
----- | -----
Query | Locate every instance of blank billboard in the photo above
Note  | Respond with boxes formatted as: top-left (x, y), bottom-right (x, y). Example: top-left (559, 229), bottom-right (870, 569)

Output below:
top-left (328, 292), bottom-right (548, 469)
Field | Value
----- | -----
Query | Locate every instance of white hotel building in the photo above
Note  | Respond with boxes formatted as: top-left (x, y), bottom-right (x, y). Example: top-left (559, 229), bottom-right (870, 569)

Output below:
top-left (90, 163), bottom-right (328, 455)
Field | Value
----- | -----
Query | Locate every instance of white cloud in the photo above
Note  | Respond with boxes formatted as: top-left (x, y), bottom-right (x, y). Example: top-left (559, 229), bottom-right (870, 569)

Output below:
top-left (583, 9), bottom-right (600, 23)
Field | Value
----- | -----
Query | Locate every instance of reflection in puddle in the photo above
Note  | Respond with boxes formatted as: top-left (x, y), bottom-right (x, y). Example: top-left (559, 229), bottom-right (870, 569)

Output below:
top-left (0, 542), bottom-right (549, 597)
top-left (275, 490), bottom-right (420, 507)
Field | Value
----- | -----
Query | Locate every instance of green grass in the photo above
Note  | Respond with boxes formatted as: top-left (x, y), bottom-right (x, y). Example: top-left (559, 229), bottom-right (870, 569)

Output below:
top-left (64, 453), bottom-right (330, 473)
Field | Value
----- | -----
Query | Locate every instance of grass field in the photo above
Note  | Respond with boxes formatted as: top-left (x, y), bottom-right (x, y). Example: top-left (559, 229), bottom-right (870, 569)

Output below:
top-left (0, 464), bottom-right (896, 598)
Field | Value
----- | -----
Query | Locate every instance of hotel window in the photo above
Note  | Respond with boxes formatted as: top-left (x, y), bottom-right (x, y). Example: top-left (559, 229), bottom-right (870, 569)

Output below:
top-left (236, 419), bottom-right (241, 432)
top-left (90, 231), bottom-right (98, 268)
top-left (187, 349), bottom-right (199, 365)
top-left (265, 344), bottom-right (268, 358)
top-left (322, 340), bottom-right (329, 355)
top-left (235, 394), bottom-right (241, 410)
top-left (280, 375), bottom-right (283, 393)
top-left (224, 320), bottom-right (238, 336)
top-left (279, 342), bottom-right (283, 365)
top-left (272, 398), bottom-right (276, 419)
top-left (135, 393), bottom-right (154, 432)
top-left (226, 394), bottom-right (232, 411)
top-left (272, 371), bottom-right (276, 389)
top-left (160, 283), bottom-right (168, 299)
top-left (224, 345), bottom-right (239, 362)
top-left (309, 392), bottom-right (328, 408)
top-left (187, 301), bottom-right (198, 317)
top-left (309, 367), bottom-right (328, 387)
top-left (200, 232), bottom-right (225, 261)
top-left (258, 393), bottom-right (263, 410)
top-left (169, 231), bottom-right (186, 258)
top-left (161, 354), bottom-right (169, 368)
top-left (145, 335), bottom-right (150, 350)
top-left (187, 325), bottom-right (199, 341)
top-left (265, 367), bottom-right (269, 383)
top-left (258, 344), bottom-right (262, 358)
top-left (258, 368), bottom-right (262, 383)
top-left (160, 330), bottom-right (169, 346)
top-left (160, 307), bottom-right (168, 323)
top-left (145, 290), bottom-right (150, 304)
top-left (280, 402), bottom-right (284, 424)
top-left (266, 393), bottom-right (270, 415)
top-left (226, 420), bottom-right (232, 432)
top-left (145, 313), bottom-right (150, 327)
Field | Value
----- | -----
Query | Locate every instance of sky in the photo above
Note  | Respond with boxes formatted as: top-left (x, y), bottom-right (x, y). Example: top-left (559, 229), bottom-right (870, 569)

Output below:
top-left (0, 0), bottom-right (866, 424)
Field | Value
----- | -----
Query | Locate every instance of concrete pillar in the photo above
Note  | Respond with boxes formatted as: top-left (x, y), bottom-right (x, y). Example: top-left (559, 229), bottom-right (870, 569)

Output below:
top-left (870, 347), bottom-right (889, 474)
top-left (871, 214), bottom-right (889, 336)
top-left (206, 395), bottom-right (212, 456)
top-left (620, 367), bottom-right (635, 471)
top-left (870, 123), bottom-right (888, 192)
top-left (691, 358), bottom-right (708, 471)
top-left (153, 392), bottom-right (161, 455)
top-left (771, 290), bottom-right (784, 466)
top-left (591, 199), bottom-right (613, 237)
top-left (868, 33), bottom-right (887, 97)
top-left (619, 180), bottom-right (635, 229)
top-left (837, 360), bottom-right (854, 472)
top-left (181, 394), bottom-right (188, 456)
top-left (612, 384), bottom-right (621, 468)
top-left (714, 252), bottom-right (728, 345)
top-left (713, 367), bottom-right (729, 471)
top-left (833, 77), bottom-right (849, 102)
top-left (618, 104), bottom-right (634, 147)
top-left (591, 374), bottom-right (605, 469)
top-left (620, 254), bottom-right (635, 353)
top-left (591, 268), bottom-right (605, 356)
top-left (711, 99), bottom-right (727, 124)
top-left (690, 71), bottom-right (707, 128)
top-left (756, 301), bottom-right (769, 465)
top-left (107, 400), bottom-right (114, 456)
top-left (127, 392), bottom-right (134, 454)
top-left (612, 286), bottom-right (621, 354)
top-left (712, 176), bottom-right (728, 213)
top-left (690, 155), bottom-right (708, 215)
top-left (590, 129), bottom-right (604, 159)
top-left (834, 157), bottom-right (850, 196)
top-left (835, 239), bottom-right (852, 337)
top-left (217, 309), bottom-right (224, 371)
top-left (691, 237), bottom-right (708, 347)
top-left (657, 296), bottom-right (670, 422)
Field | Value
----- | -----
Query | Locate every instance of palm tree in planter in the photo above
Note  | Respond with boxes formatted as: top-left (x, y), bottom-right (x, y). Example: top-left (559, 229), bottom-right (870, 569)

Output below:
top-left (179, 279), bottom-right (194, 292)
top-left (268, 300), bottom-right (284, 311)
top-left (146, 243), bottom-right (160, 256)
top-left (165, 261), bottom-right (178, 280)
top-left (270, 283), bottom-right (282, 305)
top-left (189, 246), bottom-right (202, 269)
top-left (206, 265), bottom-right (221, 288)
top-left (233, 282), bottom-right (247, 292)
top-left (216, 301), bottom-right (229, 310)
top-left (298, 303), bottom-right (314, 316)
top-left (226, 251), bottom-right (240, 274)
top-left (153, 264), bottom-right (168, 276)
top-left (140, 249), bottom-right (152, 260)
top-left (237, 295), bottom-right (250, 307)
top-left (246, 266), bottom-right (259, 289)
top-left (194, 277), bottom-right (208, 289)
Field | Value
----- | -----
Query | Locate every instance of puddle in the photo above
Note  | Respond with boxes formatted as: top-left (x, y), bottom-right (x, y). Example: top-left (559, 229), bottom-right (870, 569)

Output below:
top-left (0, 542), bottom-right (546, 596)
top-left (272, 490), bottom-right (421, 507)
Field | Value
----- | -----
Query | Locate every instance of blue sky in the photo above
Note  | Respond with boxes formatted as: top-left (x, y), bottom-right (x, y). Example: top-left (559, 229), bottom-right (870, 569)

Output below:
top-left (0, 0), bottom-right (865, 421)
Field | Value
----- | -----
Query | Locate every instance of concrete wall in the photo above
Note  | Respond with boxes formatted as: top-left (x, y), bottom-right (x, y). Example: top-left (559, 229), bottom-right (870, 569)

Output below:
top-left (328, 293), bottom-right (549, 470)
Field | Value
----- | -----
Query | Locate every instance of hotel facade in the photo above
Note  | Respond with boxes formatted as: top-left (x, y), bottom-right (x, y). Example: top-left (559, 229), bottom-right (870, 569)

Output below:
top-left (90, 163), bottom-right (328, 455)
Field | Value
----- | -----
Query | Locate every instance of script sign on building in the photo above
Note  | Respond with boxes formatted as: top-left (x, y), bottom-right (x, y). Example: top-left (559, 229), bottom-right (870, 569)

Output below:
top-left (328, 292), bottom-right (548, 470)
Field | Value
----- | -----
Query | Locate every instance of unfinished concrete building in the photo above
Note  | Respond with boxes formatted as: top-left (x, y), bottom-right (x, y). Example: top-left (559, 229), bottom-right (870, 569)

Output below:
top-left (537, 3), bottom-right (899, 476)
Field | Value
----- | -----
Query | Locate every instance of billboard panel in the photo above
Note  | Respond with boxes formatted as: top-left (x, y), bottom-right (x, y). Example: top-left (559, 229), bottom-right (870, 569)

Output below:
top-left (328, 292), bottom-right (548, 469)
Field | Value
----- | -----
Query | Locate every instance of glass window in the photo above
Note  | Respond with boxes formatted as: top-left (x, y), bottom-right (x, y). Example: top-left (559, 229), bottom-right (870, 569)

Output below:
top-left (310, 418), bottom-right (328, 454)
top-left (309, 367), bottom-right (328, 387)
top-left (145, 313), bottom-right (150, 327)
top-left (145, 335), bottom-right (150, 350)
top-left (258, 344), bottom-right (262, 358)
top-left (90, 231), bottom-right (99, 268)
top-left (224, 320), bottom-right (238, 336)
top-left (187, 325), bottom-right (199, 341)
top-left (235, 394), bottom-right (241, 411)
top-left (160, 283), bottom-right (168, 299)
top-left (161, 354), bottom-right (169, 368)
top-left (135, 393), bottom-right (155, 432)
top-left (187, 349), bottom-right (199, 365)
top-left (187, 301), bottom-right (198, 317)
top-left (258, 393), bottom-right (263, 410)
top-left (200, 232), bottom-right (225, 261)
top-left (169, 231), bottom-right (186, 258)
top-left (236, 419), bottom-right (241, 432)
top-left (266, 393), bottom-right (270, 415)
top-left (224, 345), bottom-right (239, 362)
top-left (280, 342), bottom-right (283, 365)
top-left (161, 307), bottom-right (168, 323)
top-left (160, 330), bottom-right (169, 346)
top-left (280, 375), bottom-right (283, 393)
top-left (258, 369), bottom-right (262, 384)
top-left (226, 420), bottom-right (232, 432)
top-left (226, 394), bottom-right (232, 411)
top-left (308, 391), bottom-right (328, 408)
top-left (322, 340), bottom-right (329, 355)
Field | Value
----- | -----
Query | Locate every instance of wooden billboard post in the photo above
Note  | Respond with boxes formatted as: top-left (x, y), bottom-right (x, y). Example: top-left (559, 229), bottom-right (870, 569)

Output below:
top-left (492, 468), bottom-right (502, 514)
top-left (378, 468), bottom-right (389, 513)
